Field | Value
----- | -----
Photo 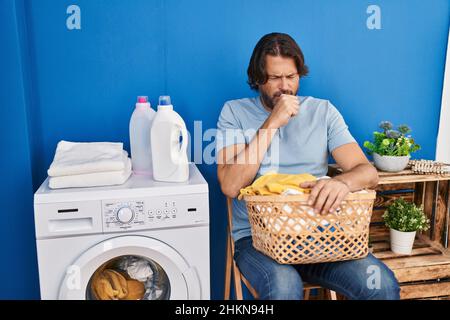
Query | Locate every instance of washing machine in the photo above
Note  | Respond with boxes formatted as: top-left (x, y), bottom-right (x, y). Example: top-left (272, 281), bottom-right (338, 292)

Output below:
top-left (34, 163), bottom-right (209, 300)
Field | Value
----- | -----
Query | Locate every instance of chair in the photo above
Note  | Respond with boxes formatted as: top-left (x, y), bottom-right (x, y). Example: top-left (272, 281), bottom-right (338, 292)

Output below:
top-left (224, 197), bottom-right (337, 300)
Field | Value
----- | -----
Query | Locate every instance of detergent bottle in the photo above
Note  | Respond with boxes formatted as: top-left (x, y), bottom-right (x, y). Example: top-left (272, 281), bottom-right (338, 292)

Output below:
top-left (129, 96), bottom-right (156, 175)
top-left (151, 96), bottom-right (189, 182)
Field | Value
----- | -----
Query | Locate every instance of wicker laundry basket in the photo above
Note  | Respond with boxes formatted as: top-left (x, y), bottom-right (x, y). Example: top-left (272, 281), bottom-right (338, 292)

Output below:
top-left (244, 190), bottom-right (376, 264)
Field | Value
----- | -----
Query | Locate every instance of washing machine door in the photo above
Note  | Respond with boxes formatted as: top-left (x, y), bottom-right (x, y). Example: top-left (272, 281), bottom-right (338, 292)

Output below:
top-left (58, 235), bottom-right (201, 300)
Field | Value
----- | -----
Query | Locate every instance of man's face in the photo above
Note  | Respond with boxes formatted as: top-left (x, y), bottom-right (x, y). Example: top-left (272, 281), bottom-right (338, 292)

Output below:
top-left (259, 55), bottom-right (299, 110)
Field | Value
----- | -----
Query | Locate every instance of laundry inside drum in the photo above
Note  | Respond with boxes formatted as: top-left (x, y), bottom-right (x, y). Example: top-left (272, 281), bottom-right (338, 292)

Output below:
top-left (86, 255), bottom-right (171, 300)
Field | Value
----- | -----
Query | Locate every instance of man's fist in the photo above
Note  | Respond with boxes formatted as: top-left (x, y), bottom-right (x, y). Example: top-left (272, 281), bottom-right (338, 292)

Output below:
top-left (266, 94), bottom-right (300, 129)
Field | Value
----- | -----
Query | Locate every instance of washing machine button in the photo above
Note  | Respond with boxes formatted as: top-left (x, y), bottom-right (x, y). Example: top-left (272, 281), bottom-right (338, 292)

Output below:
top-left (116, 207), bottom-right (134, 224)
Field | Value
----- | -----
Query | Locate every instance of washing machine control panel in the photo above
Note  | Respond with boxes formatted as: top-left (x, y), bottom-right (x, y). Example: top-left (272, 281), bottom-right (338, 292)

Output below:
top-left (102, 193), bottom-right (208, 232)
top-left (103, 201), bottom-right (145, 230)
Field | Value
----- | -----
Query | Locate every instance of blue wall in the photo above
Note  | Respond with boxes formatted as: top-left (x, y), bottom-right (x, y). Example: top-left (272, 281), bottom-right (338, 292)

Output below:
top-left (1, 0), bottom-right (448, 299)
top-left (0, 0), bottom-right (40, 299)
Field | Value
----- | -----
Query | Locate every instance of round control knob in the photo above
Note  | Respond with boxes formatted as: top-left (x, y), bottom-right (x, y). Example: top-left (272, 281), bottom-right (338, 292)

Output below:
top-left (116, 207), bottom-right (134, 224)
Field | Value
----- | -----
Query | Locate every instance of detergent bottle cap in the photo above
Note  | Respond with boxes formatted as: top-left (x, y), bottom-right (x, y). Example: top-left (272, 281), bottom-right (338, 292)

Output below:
top-left (137, 96), bottom-right (148, 103)
top-left (158, 95), bottom-right (173, 110)
top-left (135, 96), bottom-right (151, 109)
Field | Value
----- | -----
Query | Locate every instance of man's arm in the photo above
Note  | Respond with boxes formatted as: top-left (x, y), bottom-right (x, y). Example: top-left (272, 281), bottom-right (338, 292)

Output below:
top-left (331, 142), bottom-right (379, 190)
top-left (217, 121), bottom-right (277, 198)
top-left (217, 95), bottom-right (300, 198)
top-left (300, 142), bottom-right (379, 215)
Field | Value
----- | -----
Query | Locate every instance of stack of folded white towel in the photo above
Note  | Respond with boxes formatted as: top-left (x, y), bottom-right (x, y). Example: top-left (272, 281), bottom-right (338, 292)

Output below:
top-left (47, 140), bottom-right (132, 189)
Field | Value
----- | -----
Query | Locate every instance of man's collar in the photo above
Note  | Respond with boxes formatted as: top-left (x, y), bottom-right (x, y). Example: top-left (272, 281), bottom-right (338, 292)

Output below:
top-left (255, 96), bottom-right (270, 115)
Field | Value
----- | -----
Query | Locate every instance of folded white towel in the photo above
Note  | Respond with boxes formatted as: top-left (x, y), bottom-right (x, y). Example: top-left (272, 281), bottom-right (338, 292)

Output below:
top-left (47, 141), bottom-right (126, 177)
top-left (48, 158), bottom-right (132, 189)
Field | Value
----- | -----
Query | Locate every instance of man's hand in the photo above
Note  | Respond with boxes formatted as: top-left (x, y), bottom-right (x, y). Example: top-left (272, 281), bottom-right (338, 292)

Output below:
top-left (300, 178), bottom-right (350, 215)
top-left (266, 94), bottom-right (300, 129)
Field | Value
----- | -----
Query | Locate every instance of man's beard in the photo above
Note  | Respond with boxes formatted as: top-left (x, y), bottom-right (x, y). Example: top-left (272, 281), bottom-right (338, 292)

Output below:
top-left (260, 88), bottom-right (297, 110)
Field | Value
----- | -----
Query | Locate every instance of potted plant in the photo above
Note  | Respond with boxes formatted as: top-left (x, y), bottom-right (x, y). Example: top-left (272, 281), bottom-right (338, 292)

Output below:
top-left (363, 121), bottom-right (420, 172)
top-left (382, 198), bottom-right (430, 255)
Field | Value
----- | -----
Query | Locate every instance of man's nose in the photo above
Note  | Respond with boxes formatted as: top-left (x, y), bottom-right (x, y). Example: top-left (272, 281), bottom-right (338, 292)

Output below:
top-left (279, 77), bottom-right (290, 91)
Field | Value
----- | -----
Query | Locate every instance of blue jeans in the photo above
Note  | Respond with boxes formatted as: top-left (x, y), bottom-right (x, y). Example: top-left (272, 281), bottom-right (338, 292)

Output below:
top-left (234, 236), bottom-right (400, 300)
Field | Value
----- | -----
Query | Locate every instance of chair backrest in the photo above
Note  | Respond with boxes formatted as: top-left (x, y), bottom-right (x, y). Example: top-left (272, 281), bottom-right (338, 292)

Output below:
top-left (224, 197), bottom-right (259, 299)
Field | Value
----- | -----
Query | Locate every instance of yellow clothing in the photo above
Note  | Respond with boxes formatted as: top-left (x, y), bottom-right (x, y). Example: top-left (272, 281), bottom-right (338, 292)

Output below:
top-left (238, 173), bottom-right (317, 200)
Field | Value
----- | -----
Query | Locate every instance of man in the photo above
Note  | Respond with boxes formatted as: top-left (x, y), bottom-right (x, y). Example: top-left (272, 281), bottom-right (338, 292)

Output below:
top-left (216, 33), bottom-right (400, 300)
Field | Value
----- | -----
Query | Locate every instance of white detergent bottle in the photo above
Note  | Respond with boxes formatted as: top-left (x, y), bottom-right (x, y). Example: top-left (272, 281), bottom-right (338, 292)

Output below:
top-left (129, 96), bottom-right (156, 175)
top-left (151, 95), bottom-right (189, 182)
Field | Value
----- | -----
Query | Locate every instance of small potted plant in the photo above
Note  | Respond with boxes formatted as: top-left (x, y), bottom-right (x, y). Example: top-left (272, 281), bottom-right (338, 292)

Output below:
top-left (382, 198), bottom-right (430, 255)
top-left (363, 121), bottom-right (420, 172)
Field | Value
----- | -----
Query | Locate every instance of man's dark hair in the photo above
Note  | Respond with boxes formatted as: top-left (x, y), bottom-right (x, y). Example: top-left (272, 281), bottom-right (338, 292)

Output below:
top-left (247, 33), bottom-right (309, 90)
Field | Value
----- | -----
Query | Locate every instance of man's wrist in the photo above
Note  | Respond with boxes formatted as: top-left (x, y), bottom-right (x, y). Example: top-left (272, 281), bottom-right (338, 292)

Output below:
top-left (333, 177), bottom-right (352, 191)
top-left (263, 116), bottom-right (279, 130)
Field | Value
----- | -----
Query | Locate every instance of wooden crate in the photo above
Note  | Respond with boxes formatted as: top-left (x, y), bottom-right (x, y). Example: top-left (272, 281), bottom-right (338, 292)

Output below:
top-left (373, 170), bottom-right (450, 299)
top-left (375, 175), bottom-right (450, 248)
top-left (330, 164), bottom-right (450, 299)
top-left (329, 164), bottom-right (450, 248)
top-left (370, 226), bottom-right (450, 300)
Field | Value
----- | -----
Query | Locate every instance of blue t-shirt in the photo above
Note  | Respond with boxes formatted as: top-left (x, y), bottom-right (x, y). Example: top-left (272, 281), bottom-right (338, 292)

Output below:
top-left (216, 95), bottom-right (356, 241)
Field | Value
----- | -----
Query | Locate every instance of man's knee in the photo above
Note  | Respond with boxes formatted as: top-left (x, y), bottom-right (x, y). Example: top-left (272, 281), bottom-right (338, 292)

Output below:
top-left (337, 254), bottom-right (400, 300)
top-left (258, 265), bottom-right (304, 300)
top-left (360, 267), bottom-right (400, 300)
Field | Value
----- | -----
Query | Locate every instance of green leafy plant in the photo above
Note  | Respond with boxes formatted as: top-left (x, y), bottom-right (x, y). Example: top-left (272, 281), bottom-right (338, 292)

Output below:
top-left (382, 198), bottom-right (430, 232)
top-left (363, 121), bottom-right (420, 156)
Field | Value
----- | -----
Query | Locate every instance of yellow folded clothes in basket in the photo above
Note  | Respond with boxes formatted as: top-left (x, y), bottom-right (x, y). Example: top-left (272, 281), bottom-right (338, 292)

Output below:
top-left (238, 172), bottom-right (317, 200)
